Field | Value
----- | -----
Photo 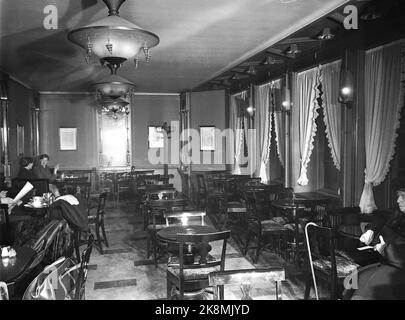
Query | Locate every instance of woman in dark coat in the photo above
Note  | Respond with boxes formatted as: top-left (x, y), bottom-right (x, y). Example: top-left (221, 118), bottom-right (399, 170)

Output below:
top-left (16, 157), bottom-right (36, 180)
top-left (345, 188), bottom-right (405, 300)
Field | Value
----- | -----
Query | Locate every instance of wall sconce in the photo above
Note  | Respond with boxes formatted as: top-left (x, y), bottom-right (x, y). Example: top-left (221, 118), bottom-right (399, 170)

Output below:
top-left (246, 105), bottom-right (255, 116)
top-left (339, 69), bottom-right (354, 106)
top-left (339, 50), bottom-right (354, 107)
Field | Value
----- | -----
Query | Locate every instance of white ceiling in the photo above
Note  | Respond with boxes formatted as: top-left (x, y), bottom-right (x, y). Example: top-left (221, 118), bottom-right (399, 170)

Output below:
top-left (0, 0), bottom-right (349, 93)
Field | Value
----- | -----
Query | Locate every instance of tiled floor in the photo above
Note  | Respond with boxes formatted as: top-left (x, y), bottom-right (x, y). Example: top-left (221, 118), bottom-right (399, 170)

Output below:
top-left (83, 199), bottom-right (327, 300)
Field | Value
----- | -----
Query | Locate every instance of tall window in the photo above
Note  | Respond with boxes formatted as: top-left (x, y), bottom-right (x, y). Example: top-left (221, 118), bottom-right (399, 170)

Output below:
top-left (97, 109), bottom-right (131, 168)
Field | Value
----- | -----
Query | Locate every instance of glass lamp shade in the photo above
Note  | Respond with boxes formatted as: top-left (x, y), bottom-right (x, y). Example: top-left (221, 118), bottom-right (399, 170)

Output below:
top-left (68, 14), bottom-right (159, 61)
top-left (339, 69), bottom-right (354, 103)
top-left (98, 96), bottom-right (129, 112)
top-left (94, 74), bottom-right (135, 99)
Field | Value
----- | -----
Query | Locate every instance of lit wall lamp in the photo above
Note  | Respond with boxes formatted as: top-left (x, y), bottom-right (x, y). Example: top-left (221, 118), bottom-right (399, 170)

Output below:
top-left (338, 69), bottom-right (354, 106)
top-left (246, 84), bottom-right (255, 117)
top-left (339, 51), bottom-right (354, 107)
top-left (280, 74), bottom-right (292, 113)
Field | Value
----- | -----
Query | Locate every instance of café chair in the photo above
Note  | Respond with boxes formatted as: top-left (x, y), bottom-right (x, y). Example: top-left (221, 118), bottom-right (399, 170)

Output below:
top-left (208, 267), bottom-right (285, 300)
top-left (166, 230), bottom-right (231, 300)
top-left (98, 172), bottom-right (115, 201)
top-left (116, 172), bottom-right (134, 204)
top-left (73, 234), bottom-right (94, 300)
top-left (86, 192), bottom-right (109, 254)
top-left (304, 222), bottom-right (359, 300)
top-left (243, 190), bottom-right (288, 263)
top-left (145, 198), bottom-right (189, 267)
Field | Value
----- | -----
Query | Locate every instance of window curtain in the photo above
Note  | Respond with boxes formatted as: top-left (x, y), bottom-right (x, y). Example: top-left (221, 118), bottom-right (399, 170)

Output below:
top-left (272, 79), bottom-right (285, 167)
top-left (230, 91), bottom-right (248, 174)
top-left (359, 41), bottom-right (405, 213)
top-left (322, 60), bottom-right (342, 171)
top-left (254, 83), bottom-right (272, 183)
top-left (296, 66), bottom-right (322, 186)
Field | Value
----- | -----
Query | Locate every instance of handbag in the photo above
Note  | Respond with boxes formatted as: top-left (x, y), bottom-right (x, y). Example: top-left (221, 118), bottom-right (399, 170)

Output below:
top-left (22, 256), bottom-right (80, 300)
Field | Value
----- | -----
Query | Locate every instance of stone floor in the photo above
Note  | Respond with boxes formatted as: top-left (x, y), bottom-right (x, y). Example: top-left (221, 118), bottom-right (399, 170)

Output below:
top-left (83, 199), bottom-right (329, 300)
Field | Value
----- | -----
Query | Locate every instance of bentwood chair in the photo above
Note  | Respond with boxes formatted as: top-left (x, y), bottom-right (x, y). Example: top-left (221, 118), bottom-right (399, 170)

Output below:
top-left (208, 267), bottom-right (285, 300)
top-left (243, 190), bottom-right (288, 263)
top-left (87, 192), bottom-right (109, 254)
top-left (74, 234), bottom-right (94, 300)
top-left (304, 223), bottom-right (360, 300)
top-left (166, 230), bottom-right (231, 300)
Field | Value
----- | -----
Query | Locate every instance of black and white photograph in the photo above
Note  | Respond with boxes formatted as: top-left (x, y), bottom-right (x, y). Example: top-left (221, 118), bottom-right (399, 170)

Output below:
top-left (1, 0), bottom-right (405, 306)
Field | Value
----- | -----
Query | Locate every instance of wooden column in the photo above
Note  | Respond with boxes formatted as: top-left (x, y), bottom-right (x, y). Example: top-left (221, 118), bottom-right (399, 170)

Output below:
top-left (340, 48), bottom-right (366, 207)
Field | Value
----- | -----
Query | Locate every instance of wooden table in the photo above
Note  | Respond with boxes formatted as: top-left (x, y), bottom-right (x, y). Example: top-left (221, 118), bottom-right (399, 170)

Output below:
top-left (157, 225), bottom-right (217, 261)
top-left (0, 246), bottom-right (36, 284)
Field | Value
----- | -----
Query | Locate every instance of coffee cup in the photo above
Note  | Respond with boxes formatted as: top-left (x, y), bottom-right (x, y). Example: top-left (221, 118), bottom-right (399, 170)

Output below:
top-left (31, 196), bottom-right (44, 208)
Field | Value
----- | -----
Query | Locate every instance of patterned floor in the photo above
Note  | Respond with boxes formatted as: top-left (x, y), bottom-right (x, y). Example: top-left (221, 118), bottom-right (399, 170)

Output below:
top-left (83, 200), bottom-right (328, 300)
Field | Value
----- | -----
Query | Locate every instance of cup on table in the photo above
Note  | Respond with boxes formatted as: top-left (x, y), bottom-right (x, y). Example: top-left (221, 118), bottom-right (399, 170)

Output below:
top-left (31, 196), bottom-right (44, 208)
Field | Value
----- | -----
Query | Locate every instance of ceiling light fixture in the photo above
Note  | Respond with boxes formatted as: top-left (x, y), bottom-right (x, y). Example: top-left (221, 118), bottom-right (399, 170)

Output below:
top-left (317, 27), bottom-right (335, 40)
top-left (98, 96), bottom-right (130, 120)
top-left (94, 73), bottom-right (135, 100)
top-left (68, 0), bottom-right (160, 71)
top-left (285, 44), bottom-right (301, 56)
top-left (247, 66), bottom-right (257, 75)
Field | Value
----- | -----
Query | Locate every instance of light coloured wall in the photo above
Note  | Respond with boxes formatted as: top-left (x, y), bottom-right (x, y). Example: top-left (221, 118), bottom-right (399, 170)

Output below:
top-left (38, 93), bottom-right (182, 190)
top-left (190, 90), bottom-right (226, 171)
top-left (39, 93), bottom-right (98, 169)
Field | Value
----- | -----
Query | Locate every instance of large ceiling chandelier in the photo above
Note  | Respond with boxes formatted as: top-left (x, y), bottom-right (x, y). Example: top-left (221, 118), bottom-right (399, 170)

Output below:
top-left (67, 0), bottom-right (160, 70)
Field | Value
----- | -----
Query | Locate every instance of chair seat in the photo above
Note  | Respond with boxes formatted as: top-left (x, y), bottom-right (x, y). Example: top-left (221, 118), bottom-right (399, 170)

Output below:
top-left (167, 264), bottom-right (220, 281)
top-left (88, 215), bottom-right (97, 223)
top-left (167, 254), bottom-right (216, 265)
top-left (227, 202), bottom-right (247, 213)
top-left (313, 256), bottom-right (359, 278)
top-left (284, 223), bottom-right (304, 234)
top-left (261, 219), bottom-right (288, 232)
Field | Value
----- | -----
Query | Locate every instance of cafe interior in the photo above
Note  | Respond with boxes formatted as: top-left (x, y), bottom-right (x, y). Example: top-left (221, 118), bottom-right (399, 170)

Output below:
top-left (0, 0), bottom-right (405, 301)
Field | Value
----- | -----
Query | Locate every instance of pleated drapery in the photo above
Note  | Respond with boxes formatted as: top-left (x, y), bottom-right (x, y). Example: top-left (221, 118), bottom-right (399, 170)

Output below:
top-left (322, 60), bottom-right (342, 171)
top-left (296, 66), bottom-right (322, 186)
top-left (272, 79), bottom-right (285, 167)
top-left (254, 83), bottom-right (272, 182)
top-left (359, 41), bottom-right (405, 213)
top-left (230, 91), bottom-right (248, 174)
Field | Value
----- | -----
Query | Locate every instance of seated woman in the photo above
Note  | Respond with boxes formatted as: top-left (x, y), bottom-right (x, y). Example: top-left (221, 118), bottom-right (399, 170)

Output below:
top-left (343, 187), bottom-right (405, 300)
top-left (16, 157), bottom-right (36, 180)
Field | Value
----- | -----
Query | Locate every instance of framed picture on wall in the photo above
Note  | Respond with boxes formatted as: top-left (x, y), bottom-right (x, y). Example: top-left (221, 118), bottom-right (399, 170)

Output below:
top-left (200, 126), bottom-right (215, 151)
top-left (148, 126), bottom-right (164, 148)
top-left (17, 124), bottom-right (24, 156)
top-left (59, 127), bottom-right (77, 150)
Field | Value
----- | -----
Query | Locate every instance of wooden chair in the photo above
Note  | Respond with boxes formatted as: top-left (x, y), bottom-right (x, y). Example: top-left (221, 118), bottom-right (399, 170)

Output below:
top-left (196, 174), bottom-right (207, 209)
top-left (243, 189), bottom-right (288, 263)
top-left (115, 172), bottom-right (134, 203)
top-left (166, 230), bottom-right (231, 300)
top-left (208, 268), bottom-right (285, 300)
top-left (87, 192), bottom-right (109, 254)
top-left (145, 198), bottom-right (189, 267)
top-left (74, 234), bottom-right (94, 300)
top-left (304, 222), bottom-right (360, 300)
top-left (98, 172), bottom-right (115, 201)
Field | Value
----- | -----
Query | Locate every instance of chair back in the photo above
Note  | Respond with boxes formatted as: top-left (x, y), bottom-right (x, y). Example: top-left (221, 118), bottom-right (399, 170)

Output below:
top-left (164, 210), bottom-right (206, 227)
top-left (96, 192), bottom-right (108, 221)
top-left (74, 234), bottom-right (94, 300)
top-left (208, 268), bottom-right (285, 300)
top-left (176, 230), bottom-right (231, 278)
top-left (304, 222), bottom-right (337, 300)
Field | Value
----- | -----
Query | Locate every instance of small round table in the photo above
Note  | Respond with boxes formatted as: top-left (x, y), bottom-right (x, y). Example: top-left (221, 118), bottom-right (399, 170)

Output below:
top-left (271, 199), bottom-right (307, 263)
top-left (0, 246), bottom-right (36, 284)
top-left (157, 225), bottom-right (217, 262)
